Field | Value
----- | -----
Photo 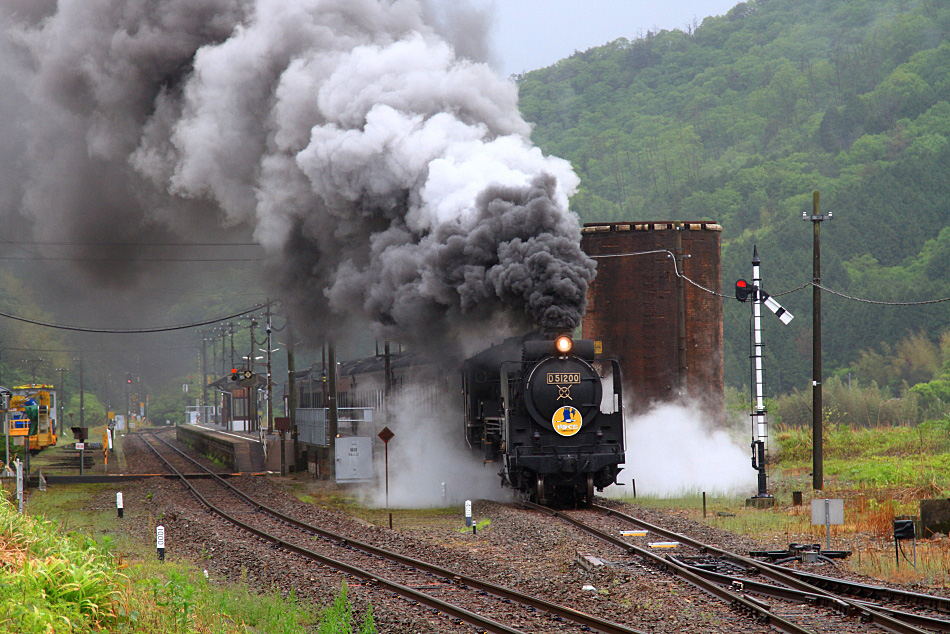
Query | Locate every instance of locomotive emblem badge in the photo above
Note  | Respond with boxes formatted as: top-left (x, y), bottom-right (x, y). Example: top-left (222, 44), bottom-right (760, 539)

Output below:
top-left (552, 405), bottom-right (582, 436)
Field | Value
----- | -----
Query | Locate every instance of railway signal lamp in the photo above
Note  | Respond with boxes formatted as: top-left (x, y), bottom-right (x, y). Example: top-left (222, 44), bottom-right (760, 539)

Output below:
top-left (555, 335), bottom-right (573, 354)
top-left (735, 279), bottom-right (754, 302)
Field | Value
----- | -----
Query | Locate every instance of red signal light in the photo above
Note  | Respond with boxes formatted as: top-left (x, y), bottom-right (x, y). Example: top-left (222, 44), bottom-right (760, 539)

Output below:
top-left (735, 279), bottom-right (754, 302)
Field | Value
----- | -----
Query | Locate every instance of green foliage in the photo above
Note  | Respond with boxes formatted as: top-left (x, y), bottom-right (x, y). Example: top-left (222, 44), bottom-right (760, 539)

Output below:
top-left (65, 391), bottom-right (108, 429)
top-left (518, 0), bottom-right (950, 393)
top-left (909, 378), bottom-right (950, 417)
top-left (145, 571), bottom-right (197, 633)
top-left (773, 419), bottom-right (950, 487)
top-left (0, 488), bottom-right (318, 634)
top-left (318, 581), bottom-right (376, 634)
top-left (0, 496), bottom-right (127, 633)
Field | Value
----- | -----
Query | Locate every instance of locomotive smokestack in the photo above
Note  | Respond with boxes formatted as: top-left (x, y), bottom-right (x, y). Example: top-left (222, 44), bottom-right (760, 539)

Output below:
top-left (0, 0), bottom-right (593, 353)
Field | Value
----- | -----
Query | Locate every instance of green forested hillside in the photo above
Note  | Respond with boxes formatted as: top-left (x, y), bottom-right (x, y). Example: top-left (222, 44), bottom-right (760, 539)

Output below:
top-left (518, 0), bottom-right (950, 394)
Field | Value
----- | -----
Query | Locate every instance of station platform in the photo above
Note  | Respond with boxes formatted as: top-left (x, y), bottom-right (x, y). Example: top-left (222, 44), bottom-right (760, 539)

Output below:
top-left (176, 424), bottom-right (292, 473)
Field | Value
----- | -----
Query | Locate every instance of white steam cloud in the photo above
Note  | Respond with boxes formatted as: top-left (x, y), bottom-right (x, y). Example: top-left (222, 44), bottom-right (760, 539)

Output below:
top-left (0, 0), bottom-right (593, 352)
top-left (609, 401), bottom-right (753, 497)
top-left (361, 385), bottom-right (513, 508)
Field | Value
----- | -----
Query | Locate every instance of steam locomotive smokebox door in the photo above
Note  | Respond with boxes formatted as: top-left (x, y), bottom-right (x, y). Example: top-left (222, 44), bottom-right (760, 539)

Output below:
top-left (335, 437), bottom-right (373, 484)
top-left (524, 357), bottom-right (602, 431)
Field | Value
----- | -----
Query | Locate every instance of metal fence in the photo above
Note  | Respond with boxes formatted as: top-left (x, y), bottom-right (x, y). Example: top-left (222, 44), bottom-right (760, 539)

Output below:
top-left (296, 407), bottom-right (374, 447)
top-left (185, 405), bottom-right (219, 426)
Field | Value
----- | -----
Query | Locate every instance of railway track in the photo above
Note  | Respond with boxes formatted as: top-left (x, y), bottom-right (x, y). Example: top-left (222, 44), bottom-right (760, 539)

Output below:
top-left (135, 431), bottom-right (647, 634)
top-left (523, 500), bottom-right (950, 634)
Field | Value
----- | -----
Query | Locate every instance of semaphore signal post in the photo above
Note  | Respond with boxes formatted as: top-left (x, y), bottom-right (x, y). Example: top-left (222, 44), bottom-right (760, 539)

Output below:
top-left (736, 246), bottom-right (793, 506)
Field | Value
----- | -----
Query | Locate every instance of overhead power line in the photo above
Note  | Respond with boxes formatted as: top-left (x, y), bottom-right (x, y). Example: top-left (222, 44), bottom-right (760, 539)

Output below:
top-left (4, 240), bottom-right (261, 247)
top-left (0, 256), bottom-right (263, 262)
top-left (594, 250), bottom-right (950, 306)
top-left (812, 282), bottom-right (950, 306)
top-left (0, 302), bottom-right (273, 334)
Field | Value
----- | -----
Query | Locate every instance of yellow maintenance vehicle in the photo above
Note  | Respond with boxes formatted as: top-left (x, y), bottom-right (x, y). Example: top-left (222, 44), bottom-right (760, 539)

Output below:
top-left (8, 384), bottom-right (58, 453)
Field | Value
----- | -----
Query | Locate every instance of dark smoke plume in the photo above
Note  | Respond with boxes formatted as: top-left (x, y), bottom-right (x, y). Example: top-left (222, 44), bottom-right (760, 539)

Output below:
top-left (0, 0), bottom-right (593, 351)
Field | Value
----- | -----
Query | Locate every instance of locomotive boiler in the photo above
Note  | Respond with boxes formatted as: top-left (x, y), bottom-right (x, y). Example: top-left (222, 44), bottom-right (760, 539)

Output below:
top-left (462, 332), bottom-right (625, 504)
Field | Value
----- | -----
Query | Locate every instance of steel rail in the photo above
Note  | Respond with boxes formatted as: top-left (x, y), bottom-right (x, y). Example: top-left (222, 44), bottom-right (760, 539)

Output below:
top-left (139, 432), bottom-right (645, 634)
top-left (137, 433), bottom-right (527, 634)
top-left (667, 557), bottom-right (950, 633)
top-left (521, 501), bottom-right (816, 634)
top-left (768, 567), bottom-right (950, 614)
top-left (589, 503), bottom-right (934, 634)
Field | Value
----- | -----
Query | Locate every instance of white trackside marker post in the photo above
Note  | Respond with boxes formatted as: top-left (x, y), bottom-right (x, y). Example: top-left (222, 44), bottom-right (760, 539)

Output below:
top-left (116, 492), bottom-right (124, 518)
top-left (15, 458), bottom-right (23, 513)
top-left (156, 525), bottom-right (165, 561)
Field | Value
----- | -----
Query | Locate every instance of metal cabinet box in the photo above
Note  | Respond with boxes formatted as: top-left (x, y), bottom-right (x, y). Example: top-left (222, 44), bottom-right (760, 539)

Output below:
top-left (335, 437), bottom-right (374, 484)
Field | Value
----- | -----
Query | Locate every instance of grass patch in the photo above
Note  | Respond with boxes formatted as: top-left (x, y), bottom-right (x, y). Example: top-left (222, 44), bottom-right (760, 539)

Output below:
top-left (773, 421), bottom-right (950, 490)
top-left (0, 493), bottom-right (128, 633)
top-left (1, 482), bottom-right (324, 633)
top-left (126, 561), bottom-right (315, 634)
top-left (623, 421), bottom-right (950, 586)
top-left (317, 581), bottom-right (376, 634)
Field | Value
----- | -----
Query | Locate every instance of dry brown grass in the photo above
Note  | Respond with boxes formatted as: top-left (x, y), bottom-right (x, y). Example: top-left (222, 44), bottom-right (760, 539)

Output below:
top-left (0, 534), bottom-right (26, 571)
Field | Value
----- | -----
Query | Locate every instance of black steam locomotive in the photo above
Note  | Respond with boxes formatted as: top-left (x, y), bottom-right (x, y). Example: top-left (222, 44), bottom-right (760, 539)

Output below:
top-left (303, 332), bottom-right (625, 504)
top-left (462, 332), bottom-right (625, 504)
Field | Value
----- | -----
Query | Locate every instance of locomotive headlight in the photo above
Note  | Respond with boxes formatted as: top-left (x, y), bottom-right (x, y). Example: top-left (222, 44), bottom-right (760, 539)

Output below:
top-left (555, 335), bottom-right (573, 354)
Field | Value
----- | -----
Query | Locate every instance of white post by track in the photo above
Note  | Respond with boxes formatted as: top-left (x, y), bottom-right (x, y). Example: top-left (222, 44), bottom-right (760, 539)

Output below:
top-left (156, 525), bottom-right (165, 561)
top-left (15, 458), bottom-right (23, 513)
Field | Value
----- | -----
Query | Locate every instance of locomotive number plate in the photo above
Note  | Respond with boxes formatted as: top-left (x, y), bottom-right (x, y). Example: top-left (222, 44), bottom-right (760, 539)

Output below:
top-left (547, 373), bottom-right (580, 384)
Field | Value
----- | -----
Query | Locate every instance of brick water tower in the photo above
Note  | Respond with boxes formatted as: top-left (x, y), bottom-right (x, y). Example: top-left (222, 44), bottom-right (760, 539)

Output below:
top-left (580, 221), bottom-right (723, 417)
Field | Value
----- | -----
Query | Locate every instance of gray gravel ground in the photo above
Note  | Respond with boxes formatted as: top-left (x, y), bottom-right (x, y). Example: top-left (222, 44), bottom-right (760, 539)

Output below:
top-left (110, 432), bottom-right (950, 632)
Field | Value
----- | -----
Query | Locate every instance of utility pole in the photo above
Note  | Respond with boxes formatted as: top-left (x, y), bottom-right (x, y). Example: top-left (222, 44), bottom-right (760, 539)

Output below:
top-left (210, 333), bottom-right (219, 380)
top-left (803, 191), bottom-right (831, 491)
top-left (265, 303), bottom-right (273, 434)
top-left (383, 341), bottom-right (391, 426)
top-left (246, 317), bottom-right (259, 432)
top-left (21, 357), bottom-right (44, 384)
top-left (54, 367), bottom-right (68, 436)
top-left (229, 323), bottom-right (235, 371)
top-left (286, 330), bottom-right (297, 472)
top-left (79, 354), bottom-right (84, 429)
top-left (219, 325), bottom-right (228, 375)
top-left (327, 343), bottom-right (338, 480)
top-left (200, 335), bottom-right (208, 408)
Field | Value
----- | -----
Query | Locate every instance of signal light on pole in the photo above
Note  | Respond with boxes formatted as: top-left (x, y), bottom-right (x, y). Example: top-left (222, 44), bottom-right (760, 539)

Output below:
top-left (735, 279), bottom-right (754, 302)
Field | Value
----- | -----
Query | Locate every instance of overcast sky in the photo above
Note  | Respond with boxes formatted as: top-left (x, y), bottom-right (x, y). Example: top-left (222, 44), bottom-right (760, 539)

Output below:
top-left (484, 0), bottom-right (740, 77)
